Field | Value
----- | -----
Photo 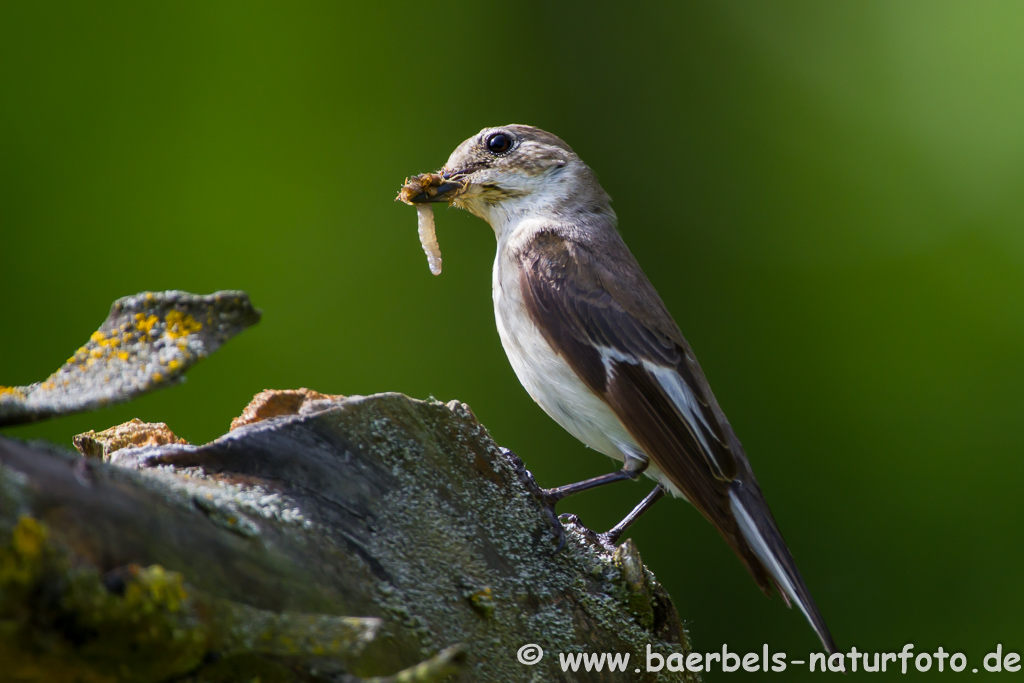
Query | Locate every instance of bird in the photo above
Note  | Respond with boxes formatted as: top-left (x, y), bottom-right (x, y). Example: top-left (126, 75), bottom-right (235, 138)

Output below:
top-left (402, 124), bottom-right (836, 653)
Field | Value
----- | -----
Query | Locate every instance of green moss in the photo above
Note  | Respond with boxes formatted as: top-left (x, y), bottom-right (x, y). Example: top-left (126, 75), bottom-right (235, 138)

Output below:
top-left (613, 540), bottom-right (656, 629)
top-left (0, 516), bottom-right (209, 681)
top-left (0, 513), bottom-right (386, 682)
top-left (0, 515), bottom-right (48, 587)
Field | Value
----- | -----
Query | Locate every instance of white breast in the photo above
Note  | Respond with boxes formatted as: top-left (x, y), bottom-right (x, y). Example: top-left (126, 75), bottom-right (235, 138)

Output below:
top-left (491, 219), bottom-right (644, 466)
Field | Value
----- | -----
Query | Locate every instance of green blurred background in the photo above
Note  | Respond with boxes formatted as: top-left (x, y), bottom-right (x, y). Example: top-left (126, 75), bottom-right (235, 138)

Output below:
top-left (2, 1), bottom-right (1023, 678)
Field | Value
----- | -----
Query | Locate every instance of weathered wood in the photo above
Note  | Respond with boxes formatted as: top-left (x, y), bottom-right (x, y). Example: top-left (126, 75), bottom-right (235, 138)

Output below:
top-left (0, 391), bottom-right (695, 682)
top-left (0, 290), bottom-right (260, 427)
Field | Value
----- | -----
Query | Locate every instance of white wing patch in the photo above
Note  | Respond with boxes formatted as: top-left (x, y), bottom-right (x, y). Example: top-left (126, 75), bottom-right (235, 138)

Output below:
top-left (599, 346), bottom-right (635, 377)
top-left (598, 346), bottom-right (728, 480)
top-left (647, 361), bottom-right (729, 479)
top-left (646, 363), bottom-right (721, 448)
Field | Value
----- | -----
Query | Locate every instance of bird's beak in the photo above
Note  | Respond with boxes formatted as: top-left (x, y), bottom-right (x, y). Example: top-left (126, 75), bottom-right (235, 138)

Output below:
top-left (397, 171), bottom-right (470, 205)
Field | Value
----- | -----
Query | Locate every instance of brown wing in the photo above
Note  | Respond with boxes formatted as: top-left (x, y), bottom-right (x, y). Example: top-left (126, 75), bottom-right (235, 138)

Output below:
top-left (516, 229), bottom-right (773, 591)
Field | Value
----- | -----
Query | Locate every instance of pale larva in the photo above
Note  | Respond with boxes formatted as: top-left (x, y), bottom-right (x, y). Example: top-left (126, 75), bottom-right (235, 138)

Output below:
top-left (416, 203), bottom-right (442, 276)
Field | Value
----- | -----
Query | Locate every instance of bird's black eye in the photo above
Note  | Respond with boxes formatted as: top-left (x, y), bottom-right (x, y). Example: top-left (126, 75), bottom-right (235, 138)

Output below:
top-left (486, 132), bottom-right (513, 155)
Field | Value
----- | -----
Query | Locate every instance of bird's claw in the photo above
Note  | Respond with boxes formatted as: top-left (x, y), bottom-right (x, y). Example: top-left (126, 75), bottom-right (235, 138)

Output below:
top-left (594, 529), bottom-right (623, 549)
top-left (507, 455), bottom-right (567, 551)
top-left (529, 484), bottom-right (572, 552)
top-left (503, 448), bottom-right (580, 552)
top-left (540, 497), bottom-right (567, 553)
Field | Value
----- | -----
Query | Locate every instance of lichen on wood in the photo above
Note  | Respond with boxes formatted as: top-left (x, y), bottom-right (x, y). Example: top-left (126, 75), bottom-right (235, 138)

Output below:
top-left (0, 390), bottom-right (697, 682)
top-left (0, 290), bottom-right (260, 427)
top-left (73, 418), bottom-right (188, 460)
top-left (0, 515), bottom-right (381, 682)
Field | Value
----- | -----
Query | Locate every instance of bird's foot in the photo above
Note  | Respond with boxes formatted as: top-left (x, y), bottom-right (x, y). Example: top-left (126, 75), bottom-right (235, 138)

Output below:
top-left (551, 513), bottom-right (618, 550)
top-left (504, 448), bottom-right (570, 552)
top-left (531, 484), bottom-right (571, 553)
top-left (594, 528), bottom-right (624, 549)
top-left (540, 495), bottom-right (568, 553)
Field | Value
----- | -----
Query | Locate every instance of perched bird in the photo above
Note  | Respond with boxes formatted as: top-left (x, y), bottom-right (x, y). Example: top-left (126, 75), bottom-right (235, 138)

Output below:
top-left (404, 124), bottom-right (836, 653)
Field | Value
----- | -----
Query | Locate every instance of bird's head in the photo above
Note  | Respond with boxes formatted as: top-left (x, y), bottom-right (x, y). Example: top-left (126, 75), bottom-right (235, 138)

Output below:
top-left (402, 125), bottom-right (611, 232)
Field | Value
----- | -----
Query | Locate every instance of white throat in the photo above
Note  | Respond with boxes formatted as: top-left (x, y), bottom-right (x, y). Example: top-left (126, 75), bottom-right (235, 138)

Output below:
top-left (463, 161), bottom-right (604, 241)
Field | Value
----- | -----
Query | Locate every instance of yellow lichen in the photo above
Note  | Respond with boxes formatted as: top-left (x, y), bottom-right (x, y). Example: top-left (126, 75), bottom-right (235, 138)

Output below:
top-left (90, 331), bottom-right (122, 349)
top-left (135, 314), bottom-right (160, 336)
top-left (0, 386), bottom-right (26, 399)
top-left (117, 351), bottom-right (129, 361)
top-left (165, 311), bottom-right (202, 339)
top-left (468, 586), bottom-right (496, 617)
top-left (123, 565), bottom-right (188, 614)
top-left (152, 372), bottom-right (163, 383)
top-left (167, 359), bottom-right (182, 371)
top-left (0, 516), bottom-right (48, 586)
top-left (12, 516), bottom-right (45, 558)
top-left (277, 635), bottom-right (297, 654)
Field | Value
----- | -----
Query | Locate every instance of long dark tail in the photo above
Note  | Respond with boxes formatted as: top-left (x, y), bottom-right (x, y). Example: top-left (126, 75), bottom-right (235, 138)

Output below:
top-left (729, 480), bottom-right (837, 654)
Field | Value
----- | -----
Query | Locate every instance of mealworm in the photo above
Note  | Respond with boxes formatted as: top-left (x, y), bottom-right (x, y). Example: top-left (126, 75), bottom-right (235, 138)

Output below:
top-left (416, 204), bottom-right (442, 276)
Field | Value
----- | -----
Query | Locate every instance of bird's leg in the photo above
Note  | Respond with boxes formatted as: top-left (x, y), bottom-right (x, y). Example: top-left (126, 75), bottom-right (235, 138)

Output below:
top-left (530, 458), bottom-right (648, 552)
top-left (541, 458), bottom-right (648, 504)
top-left (503, 447), bottom-right (571, 551)
top-left (598, 484), bottom-right (666, 546)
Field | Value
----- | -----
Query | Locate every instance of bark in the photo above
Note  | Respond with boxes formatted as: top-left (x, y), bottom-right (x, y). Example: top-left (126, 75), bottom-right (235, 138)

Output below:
top-left (0, 290), bottom-right (260, 427)
top-left (0, 390), bottom-right (696, 682)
